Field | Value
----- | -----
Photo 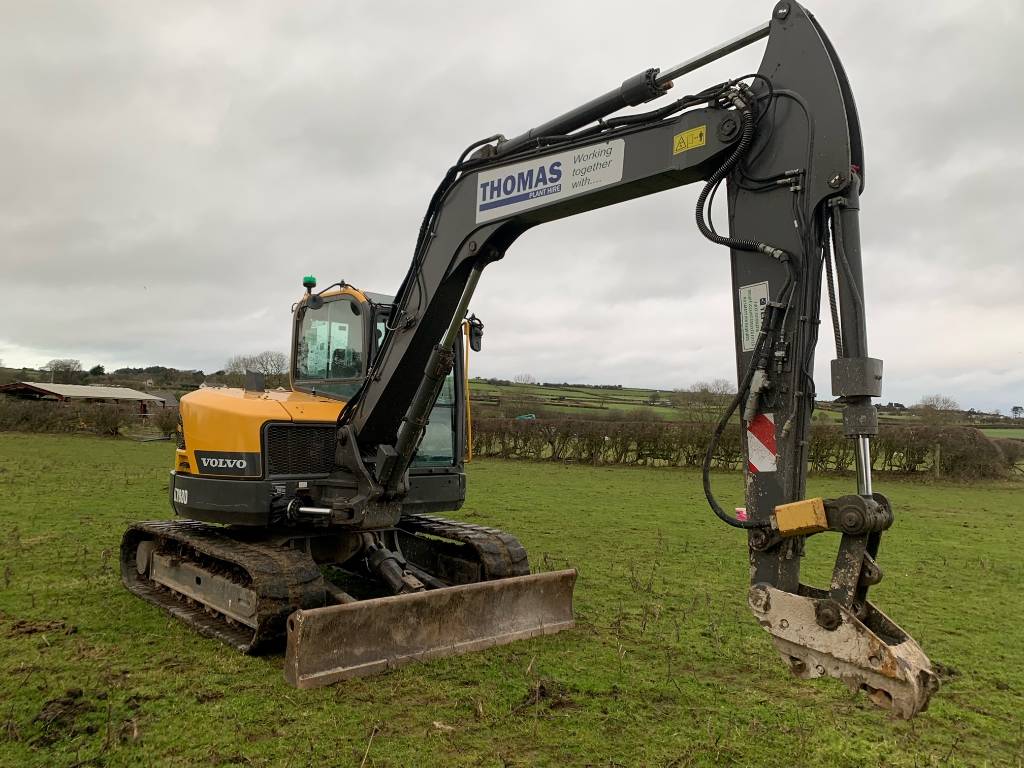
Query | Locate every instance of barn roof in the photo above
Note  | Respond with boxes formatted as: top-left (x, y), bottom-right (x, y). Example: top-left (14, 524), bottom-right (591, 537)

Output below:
top-left (0, 382), bottom-right (165, 403)
top-left (147, 389), bottom-right (179, 406)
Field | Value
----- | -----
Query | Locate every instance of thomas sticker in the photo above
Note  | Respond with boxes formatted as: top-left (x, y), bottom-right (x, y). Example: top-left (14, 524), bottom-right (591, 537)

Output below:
top-left (475, 139), bottom-right (625, 223)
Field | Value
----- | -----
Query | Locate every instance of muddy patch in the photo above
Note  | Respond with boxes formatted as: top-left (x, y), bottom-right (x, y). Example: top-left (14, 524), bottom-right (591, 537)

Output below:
top-left (32, 689), bottom-right (93, 746)
top-left (931, 660), bottom-right (961, 682)
top-left (516, 678), bottom-right (576, 712)
top-left (7, 617), bottom-right (77, 637)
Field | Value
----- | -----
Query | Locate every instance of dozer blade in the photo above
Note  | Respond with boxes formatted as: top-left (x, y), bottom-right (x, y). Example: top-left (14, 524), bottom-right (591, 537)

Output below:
top-left (749, 584), bottom-right (938, 718)
top-left (284, 569), bottom-right (577, 689)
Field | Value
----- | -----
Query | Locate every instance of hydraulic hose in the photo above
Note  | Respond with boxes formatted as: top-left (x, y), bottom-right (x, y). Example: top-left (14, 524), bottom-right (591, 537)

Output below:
top-left (694, 86), bottom-right (790, 531)
top-left (702, 320), bottom-right (773, 530)
top-left (694, 90), bottom-right (788, 264)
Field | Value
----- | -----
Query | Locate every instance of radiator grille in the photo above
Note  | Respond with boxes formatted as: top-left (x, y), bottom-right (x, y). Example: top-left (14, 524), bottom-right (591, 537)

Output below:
top-left (265, 424), bottom-right (335, 476)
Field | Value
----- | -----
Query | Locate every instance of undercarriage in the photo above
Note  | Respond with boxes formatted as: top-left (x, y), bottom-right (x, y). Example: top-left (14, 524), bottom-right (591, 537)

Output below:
top-left (120, 515), bottom-right (576, 683)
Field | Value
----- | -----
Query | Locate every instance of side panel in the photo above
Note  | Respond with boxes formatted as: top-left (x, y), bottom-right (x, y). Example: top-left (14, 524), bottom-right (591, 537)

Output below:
top-left (178, 388), bottom-right (290, 478)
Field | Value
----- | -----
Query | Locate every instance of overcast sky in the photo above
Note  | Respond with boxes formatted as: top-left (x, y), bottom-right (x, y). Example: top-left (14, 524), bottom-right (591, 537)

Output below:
top-left (2, 1), bottom-right (1022, 412)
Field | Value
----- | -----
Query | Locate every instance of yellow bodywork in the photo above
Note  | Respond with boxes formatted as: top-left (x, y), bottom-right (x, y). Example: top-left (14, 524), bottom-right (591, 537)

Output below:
top-left (176, 387), bottom-right (345, 476)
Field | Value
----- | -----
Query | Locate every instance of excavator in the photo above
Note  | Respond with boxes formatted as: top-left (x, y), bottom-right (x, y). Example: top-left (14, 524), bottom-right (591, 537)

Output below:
top-left (120, 1), bottom-right (937, 718)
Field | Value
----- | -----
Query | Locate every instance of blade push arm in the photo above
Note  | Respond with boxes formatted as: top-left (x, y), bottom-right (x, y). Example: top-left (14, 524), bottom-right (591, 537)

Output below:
top-left (328, 1), bottom-right (935, 716)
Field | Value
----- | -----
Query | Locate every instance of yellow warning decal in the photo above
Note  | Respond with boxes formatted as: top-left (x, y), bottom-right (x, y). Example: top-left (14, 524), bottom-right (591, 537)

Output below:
top-left (673, 125), bottom-right (707, 155)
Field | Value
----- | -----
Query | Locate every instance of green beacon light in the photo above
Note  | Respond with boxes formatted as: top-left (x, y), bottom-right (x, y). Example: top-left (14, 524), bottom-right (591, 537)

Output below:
top-left (302, 275), bottom-right (317, 294)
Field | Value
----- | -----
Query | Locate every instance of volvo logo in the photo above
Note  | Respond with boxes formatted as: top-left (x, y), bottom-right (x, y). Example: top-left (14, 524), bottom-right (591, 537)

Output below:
top-left (200, 457), bottom-right (247, 469)
top-left (193, 450), bottom-right (261, 477)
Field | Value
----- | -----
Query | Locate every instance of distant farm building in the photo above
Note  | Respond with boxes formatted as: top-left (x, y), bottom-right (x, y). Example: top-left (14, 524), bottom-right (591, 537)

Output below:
top-left (147, 390), bottom-right (179, 408)
top-left (0, 382), bottom-right (168, 414)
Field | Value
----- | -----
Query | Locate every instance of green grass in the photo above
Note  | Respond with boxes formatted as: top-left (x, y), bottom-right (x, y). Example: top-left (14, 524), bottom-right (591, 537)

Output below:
top-left (981, 428), bottom-right (1024, 440)
top-left (0, 434), bottom-right (1022, 767)
top-left (471, 381), bottom-right (880, 425)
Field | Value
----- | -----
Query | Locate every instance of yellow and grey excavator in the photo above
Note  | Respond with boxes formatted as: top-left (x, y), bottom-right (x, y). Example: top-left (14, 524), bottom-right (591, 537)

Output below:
top-left (121, 1), bottom-right (937, 717)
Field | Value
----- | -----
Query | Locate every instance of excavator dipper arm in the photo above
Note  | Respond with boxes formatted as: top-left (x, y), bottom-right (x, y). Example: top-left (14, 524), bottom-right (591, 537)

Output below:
top-left (318, 1), bottom-right (935, 715)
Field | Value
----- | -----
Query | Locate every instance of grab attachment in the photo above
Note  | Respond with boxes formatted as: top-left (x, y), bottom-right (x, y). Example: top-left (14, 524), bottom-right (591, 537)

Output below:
top-left (749, 584), bottom-right (938, 718)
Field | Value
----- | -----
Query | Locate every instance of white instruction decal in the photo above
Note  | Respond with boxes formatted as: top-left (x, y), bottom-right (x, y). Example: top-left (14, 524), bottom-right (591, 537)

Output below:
top-left (475, 139), bottom-right (625, 223)
top-left (739, 281), bottom-right (770, 352)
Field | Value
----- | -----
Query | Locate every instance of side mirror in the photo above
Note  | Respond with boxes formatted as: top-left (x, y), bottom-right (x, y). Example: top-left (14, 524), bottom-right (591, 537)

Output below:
top-left (467, 314), bottom-right (484, 352)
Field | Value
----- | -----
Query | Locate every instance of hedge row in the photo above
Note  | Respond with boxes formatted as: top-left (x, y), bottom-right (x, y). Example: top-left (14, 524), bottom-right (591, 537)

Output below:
top-left (3, 398), bottom-right (1020, 480)
top-left (0, 398), bottom-right (178, 438)
top-left (471, 418), bottom-right (1024, 480)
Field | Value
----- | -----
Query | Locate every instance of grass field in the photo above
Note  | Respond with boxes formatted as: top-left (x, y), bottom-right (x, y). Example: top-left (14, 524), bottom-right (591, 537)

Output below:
top-left (0, 433), bottom-right (1022, 767)
top-left (981, 428), bottom-right (1024, 440)
top-left (470, 381), bottom-right (691, 421)
top-left (470, 381), bottom-right (880, 426)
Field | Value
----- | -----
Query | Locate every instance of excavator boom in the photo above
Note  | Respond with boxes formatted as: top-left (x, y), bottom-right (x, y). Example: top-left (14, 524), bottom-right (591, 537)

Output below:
top-left (286, 0), bottom-right (936, 715)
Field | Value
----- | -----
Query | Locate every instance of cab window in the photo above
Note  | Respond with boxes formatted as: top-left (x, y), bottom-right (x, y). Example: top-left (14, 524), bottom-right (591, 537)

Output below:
top-left (411, 371), bottom-right (457, 467)
top-left (295, 298), bottom-right (364, 398)
top-left (373, 316), bottom-right (458, 467)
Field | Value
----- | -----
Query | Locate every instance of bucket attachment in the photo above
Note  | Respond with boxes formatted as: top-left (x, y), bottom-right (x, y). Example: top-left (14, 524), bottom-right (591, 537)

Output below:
top-left (284, 569), bottom-right (577, 689)
top-left (749, 584), bottom-right (938, 718)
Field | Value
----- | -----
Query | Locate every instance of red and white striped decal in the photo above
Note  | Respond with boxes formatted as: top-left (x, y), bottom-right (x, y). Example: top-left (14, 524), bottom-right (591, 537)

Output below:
top-left (746, 413), bottom-right (777, 474)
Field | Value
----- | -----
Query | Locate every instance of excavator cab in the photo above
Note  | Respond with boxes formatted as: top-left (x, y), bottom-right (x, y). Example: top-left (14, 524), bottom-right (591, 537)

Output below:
top-left (290, 281), bottom-right (467, 509)
top-left (293, 285), bottom-right (367, 397)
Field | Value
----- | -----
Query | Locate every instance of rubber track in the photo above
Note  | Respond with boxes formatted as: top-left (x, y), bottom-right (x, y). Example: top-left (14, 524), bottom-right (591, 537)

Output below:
top-left (396, 514), bottom-right (530, 579)
top-left (120, 520), bottom-right (324, 654)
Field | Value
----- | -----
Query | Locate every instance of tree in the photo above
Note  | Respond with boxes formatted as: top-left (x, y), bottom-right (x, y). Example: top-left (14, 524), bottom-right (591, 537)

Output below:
top-left (916, 393), bottom-right (960, 424)
top-left (513, 373), bottom-right (537, 385)
top-left (89, 364), bottom-right (105, 376)
top-left (671, 378), bottom-right (735, 422)
top-left (918, 393), bottom-right (959, 411)
top-left (43, 358), bottom-right (83, 384)
top-left (1012, 406), bottom-right (1023, 420)
top-left (225, 351), bottom-right (289, 388)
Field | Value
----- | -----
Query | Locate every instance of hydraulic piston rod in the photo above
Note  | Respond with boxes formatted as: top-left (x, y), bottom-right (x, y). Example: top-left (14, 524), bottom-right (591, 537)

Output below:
top-left (494, 20), bottom-right (770, 158)
top-left (855, 436), bottom-right (873, 496)
top-left (655, 21), bottom-right (770, 86)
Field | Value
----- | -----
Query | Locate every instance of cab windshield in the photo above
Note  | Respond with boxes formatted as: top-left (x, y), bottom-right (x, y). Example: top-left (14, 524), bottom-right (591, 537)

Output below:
top-left (294, 297), bottom-right (364, 398)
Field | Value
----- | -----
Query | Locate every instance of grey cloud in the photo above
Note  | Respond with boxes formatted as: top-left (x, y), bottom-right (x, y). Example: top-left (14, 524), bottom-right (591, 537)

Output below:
top-left (1, 0), bottom-right (1021, 412)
